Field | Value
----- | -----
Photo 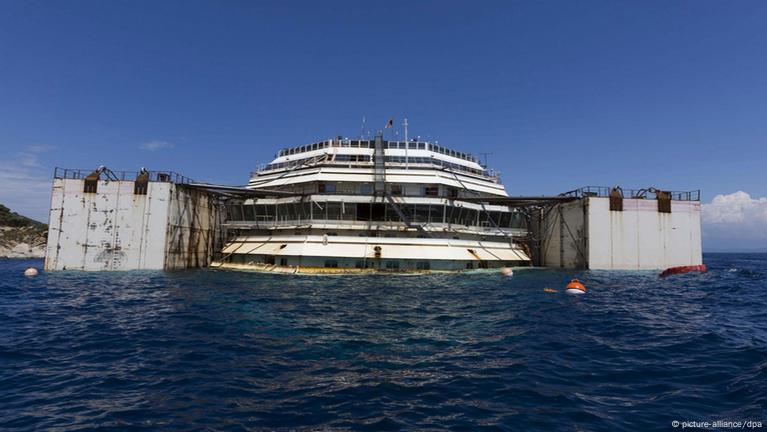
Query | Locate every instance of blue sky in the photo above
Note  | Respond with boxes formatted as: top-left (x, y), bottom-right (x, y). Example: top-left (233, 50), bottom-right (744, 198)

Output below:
top-left (1, 0), bottom-right (766, 250)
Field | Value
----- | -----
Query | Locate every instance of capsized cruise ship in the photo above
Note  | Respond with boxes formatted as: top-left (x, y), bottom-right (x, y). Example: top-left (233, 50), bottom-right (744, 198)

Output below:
top-left (219, 129), bottom-right (530, 272)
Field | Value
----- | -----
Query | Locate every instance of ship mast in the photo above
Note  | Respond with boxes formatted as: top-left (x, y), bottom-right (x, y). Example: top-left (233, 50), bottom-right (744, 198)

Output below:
top-left (403, 117), bottom-right (409, 170)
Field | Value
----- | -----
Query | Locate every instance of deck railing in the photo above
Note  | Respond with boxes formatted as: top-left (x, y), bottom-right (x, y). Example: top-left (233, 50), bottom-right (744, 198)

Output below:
top-left (560, 186), bottom-right (700, 201)
top-left (252, 159), bottom-right (500, 183)
top-left (53, 167), bottom-right (194, 184)
top-left (223, 218), bottom-right (527, 236)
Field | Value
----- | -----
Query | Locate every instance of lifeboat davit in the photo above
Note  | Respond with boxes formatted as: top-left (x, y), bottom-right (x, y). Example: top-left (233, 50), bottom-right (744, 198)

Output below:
top-left (659, 264), bottom-right (707, 278)
top-left (565, 279), bottom-right (587, 295)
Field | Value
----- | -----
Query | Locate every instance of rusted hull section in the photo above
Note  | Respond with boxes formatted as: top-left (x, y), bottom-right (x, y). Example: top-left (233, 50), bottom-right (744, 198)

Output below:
top-left (45, 177), bottom-right (221, 271)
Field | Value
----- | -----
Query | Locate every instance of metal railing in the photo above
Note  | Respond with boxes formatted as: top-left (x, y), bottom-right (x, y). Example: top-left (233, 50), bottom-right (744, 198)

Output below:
top-left (560, 186), bottom-right (700, 201)
top-left (53, 167), bottom-right (194, 184)
top-left (223, 218), bottom-right (527, 235)
top-left (252, 158), bottom-right (499, 182)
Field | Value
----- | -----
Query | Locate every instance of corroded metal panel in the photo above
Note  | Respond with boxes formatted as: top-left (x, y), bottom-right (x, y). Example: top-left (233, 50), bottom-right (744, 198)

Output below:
top-left (43, 178), bottom-right (219, 271)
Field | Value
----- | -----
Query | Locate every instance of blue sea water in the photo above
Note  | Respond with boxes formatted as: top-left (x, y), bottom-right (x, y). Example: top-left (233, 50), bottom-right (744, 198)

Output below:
top-left (1, 254), bottom-right (766, 431)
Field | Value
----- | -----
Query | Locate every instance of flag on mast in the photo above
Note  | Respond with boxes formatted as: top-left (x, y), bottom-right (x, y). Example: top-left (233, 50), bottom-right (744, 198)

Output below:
top-left (385, 118), bottom-right (394, 128)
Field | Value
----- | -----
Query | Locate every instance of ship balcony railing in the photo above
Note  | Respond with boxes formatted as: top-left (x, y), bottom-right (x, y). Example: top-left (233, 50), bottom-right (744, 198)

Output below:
top-left (560, 186), bottom-right (700, 201)
top-left (251, 159), bottom-right (499, 182)
top-left (222, 217), bottom-right (526, 235)
top-left (53, 167), bottom-right (193, 184)
top-left (235, 191), bottom-right (506, 201)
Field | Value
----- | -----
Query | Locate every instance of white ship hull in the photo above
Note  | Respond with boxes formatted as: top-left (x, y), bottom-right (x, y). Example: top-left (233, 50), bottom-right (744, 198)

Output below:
top-left (216, 233), bottom-right (529, 273)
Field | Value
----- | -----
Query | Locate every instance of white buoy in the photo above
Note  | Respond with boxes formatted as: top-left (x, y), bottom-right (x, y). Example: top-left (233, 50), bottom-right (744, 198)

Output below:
top-left (565, 289), bottom-right (586, 295)
top-left (24, 267), bottom-right (39, 277)
top-left (500, 267), bottom-right (514, 277)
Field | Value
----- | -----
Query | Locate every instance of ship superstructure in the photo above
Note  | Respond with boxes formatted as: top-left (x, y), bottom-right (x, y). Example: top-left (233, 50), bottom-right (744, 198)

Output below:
top-left (220, 129), bottom-right (530, 272)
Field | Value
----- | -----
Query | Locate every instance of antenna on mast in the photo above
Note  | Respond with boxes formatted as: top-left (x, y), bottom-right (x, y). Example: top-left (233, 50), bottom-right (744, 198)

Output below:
top-left (360, 116), bottom-right (366, 139)
top-left (403, 117), bottom-right (409, 169)
top-left (479, 152), bottom-right (493, 168)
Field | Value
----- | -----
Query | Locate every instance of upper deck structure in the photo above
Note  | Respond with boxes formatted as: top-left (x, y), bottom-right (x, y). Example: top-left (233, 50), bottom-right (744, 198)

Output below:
top-left (220, 131), bottom-right (529, 272)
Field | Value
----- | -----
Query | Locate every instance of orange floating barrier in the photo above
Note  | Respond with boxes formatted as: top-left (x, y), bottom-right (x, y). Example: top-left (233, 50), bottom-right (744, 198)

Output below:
top-left (565, 279), bottom-right (587, 294)
top-left (659, 264), bottom-right (707, 278)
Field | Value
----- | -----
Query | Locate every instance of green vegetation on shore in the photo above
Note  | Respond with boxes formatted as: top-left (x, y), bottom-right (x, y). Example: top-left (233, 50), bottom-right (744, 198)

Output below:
top-left (0, 204), bottom-right (47, 229)
top-left (0, 204), bottom-right (47, 257)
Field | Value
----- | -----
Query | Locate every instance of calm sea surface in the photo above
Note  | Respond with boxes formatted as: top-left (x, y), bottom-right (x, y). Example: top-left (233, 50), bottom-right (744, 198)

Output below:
top-left (1, 254), bottom-right (766, 431)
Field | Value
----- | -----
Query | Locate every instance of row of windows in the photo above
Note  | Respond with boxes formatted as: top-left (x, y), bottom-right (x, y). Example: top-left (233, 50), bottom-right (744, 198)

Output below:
top-left (226, 202), bottom-right (526, 229)
top-left (276, 140), bottom-right (477, 163)
top-left (253, 255), bottom-right (507, 270)
top-left (280, 182), bottom-right (452, 197)
top-left (335, 154), bottom-right (372, 162)
top-left (278, 141), bottom-right (332, 156)
top-left (259, 154), bottom-right (489, 178)
top-left (386, 142), bottom-right (476, 162)
top-left (384, 156), bottom-right (487, 176)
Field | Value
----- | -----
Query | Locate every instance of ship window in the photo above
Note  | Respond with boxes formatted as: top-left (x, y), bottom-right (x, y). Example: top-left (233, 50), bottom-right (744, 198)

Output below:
top-left (356, 203), bottom-right (371, 221)
top-left (418, 143), bottom-right (425, 149)
top-left (324, 260), bottom-right (338, 268)
top-left (429, 204), bottom-right (444, 223)
top-left (499, 212), bottom-right (512, 228)
top-left (326, 202), bottom-right (342, 220)
top-left (467, 209), bottom-right (479, 226)
top-left (355, 260), bottom-right (365, 269)
top-left (424, 186), bottom-right (439, 197)
top-left (280, 258), bottom-right (288, 266)
top-left (417, 261), bottom-right (430, 270)
top-left (359, 184), bottom-right (372, 194)
top-left (318, 183), bottom-right (326, 193)
top-left (265, 255), bottom-right (275, 265)
top-left (371, 203), bottom-right (386, 221)
top-left (390, 185), bottom-right (402, 196)
top-left (242, 205), bottom-right (255, 221)
top-left (414, 205), bottom-right (430, 222)
top-left (466, 262), bottom-right (474, 269)
top-left (385, 261), bottom-right (400, 269)
top-left (227, 205), bottom-right (243, 221)
top-left (448, 188), bottom-right (459, 199)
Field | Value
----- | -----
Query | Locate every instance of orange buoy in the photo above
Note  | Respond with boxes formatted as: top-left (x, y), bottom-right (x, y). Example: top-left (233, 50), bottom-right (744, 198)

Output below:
top-left (565, 279), bottom-right (587, 295)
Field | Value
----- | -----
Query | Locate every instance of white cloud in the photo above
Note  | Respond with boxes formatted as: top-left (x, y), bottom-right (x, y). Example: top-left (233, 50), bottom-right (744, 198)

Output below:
top-left (702, 191), bottom-right (767, 251)
top-left (139, 140), bottom-right (174, 151)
